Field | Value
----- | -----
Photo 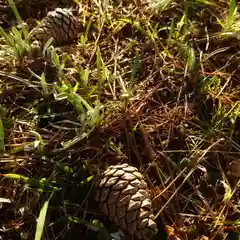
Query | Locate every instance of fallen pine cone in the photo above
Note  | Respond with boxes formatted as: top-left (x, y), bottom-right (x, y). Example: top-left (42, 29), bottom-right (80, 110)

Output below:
top-left (29, 7), bottom-right (80, 47)
top-left (95, 163), bottom-right (158, 240)
top-left (0, 0), bottom-right (75, 29)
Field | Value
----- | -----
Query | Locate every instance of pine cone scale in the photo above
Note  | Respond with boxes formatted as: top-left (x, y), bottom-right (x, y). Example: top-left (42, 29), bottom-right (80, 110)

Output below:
top-left (127, 210), bottom-right (138, 222)
top-left (128, 200), bottom-right (140, 211)
top-left (122, 185), bottom-right (138, 194)
top-left (112, 180), bottom-right (128, 189)
top-left (117, 206), bottom-right (126, 219)
top-left (108, 204), bottom-right (116, 219)
top-left (100, 188), bottom-right (109, 202)
top-left (141, 199), bottom-right (151, 209)
top-left (108, 191), bottom-right (119, 204)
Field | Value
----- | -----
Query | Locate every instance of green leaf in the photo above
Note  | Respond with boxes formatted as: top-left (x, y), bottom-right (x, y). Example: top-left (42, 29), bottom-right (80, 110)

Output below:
top-left (42, 37), bottom-right (54, 57)
top-left (185, 47), bottom-right (196, 76)
top-left (85, 17), bottom-right (93, 40)
top-left (226, 0), bottom-right (237, 30)
top-left (52, 48), bottom-right (61, 67)
top-left (0, 26), bottom-right (14, 47)
top-left (176, 13), bottom-right (186, 39)
top-left (34, 196), bottom-right (52, 240)
top-left (129, 52), bottom-right (141, 90)
top-left (96, 46), bottom-right (103, 83)
top-left (54, 92), bottom-right (68, 101)
top-left (0, 118), bottom-right (5, 153)
top-left (150, 0), bottom-right (174, 11)
top-left (80, 175), bottom-right (93, 185)
top-left (2, 173), bottom-right (61, 191)
top-left (80, 68), bottom-right (89, 87)
top-left (28, 69), bottom-right (49, 98)
top-left (7, 0), bottom-right (22, 24)
top-left (3, 173), bottom-right (29, 182)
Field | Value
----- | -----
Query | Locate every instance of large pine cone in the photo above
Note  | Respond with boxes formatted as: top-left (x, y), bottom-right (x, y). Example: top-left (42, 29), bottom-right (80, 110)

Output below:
top-left (29, 8), bottom-right (79, 47)
top-left (95, 163), bottom-right (158, 240)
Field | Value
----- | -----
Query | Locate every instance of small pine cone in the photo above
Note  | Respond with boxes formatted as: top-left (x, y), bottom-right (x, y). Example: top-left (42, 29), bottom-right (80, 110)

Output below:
top-left (29, 8), bottom-right (79, 47)
top-left (95, 163), bottom-right (158, 240)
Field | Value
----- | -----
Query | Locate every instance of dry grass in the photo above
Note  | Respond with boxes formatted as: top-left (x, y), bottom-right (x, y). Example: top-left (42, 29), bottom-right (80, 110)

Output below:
top-left (1, 0), bottom-right (240, 239)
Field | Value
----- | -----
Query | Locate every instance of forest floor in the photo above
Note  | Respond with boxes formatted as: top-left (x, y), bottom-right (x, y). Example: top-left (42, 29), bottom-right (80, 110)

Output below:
top-left (1, 0), bottom-right (240, 239)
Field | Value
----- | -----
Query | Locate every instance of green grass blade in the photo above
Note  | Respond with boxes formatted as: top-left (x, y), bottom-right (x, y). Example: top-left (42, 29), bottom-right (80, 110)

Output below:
top-left (34, 195), bottom-right (52, 240)
top-left (42, 37), bottom-right (54, 57)
top-left (184, 46), bottom-right (196, 76)
top-left (51, 48), bottom-right (61, 68)
top-left (2, 173), bottom-right (61, 191)
top-left (0, 118), bottom-right (5, 153)
top-left (0, 26), bottom-right (14, 46)
top-left (129, 52), bottom-right (141, 90)
top-left (226, 0), bottom-right (237, 30)
top-left (28, 69), bottom-right (49, 98)
top-left (84, 17), bottom-right (93, 41)
top-left (7, 0), bottom-right (22, 24)
top-left (96, 46), bottom-right (103, 83)
top-left (176, 13), bottom-right (186, 39)
top-left (150, 0), bottom-right (174, 12)
top-left (2, 173), bottom-right (29, 182)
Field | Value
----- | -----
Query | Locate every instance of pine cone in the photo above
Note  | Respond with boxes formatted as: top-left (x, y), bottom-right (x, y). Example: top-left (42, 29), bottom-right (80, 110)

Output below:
top-left (29, 8), bottom-right (79, 47)
top-left (95, 163), bottom-right (158, 240)
top-left (0, 1), bottom-right (75, 29)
